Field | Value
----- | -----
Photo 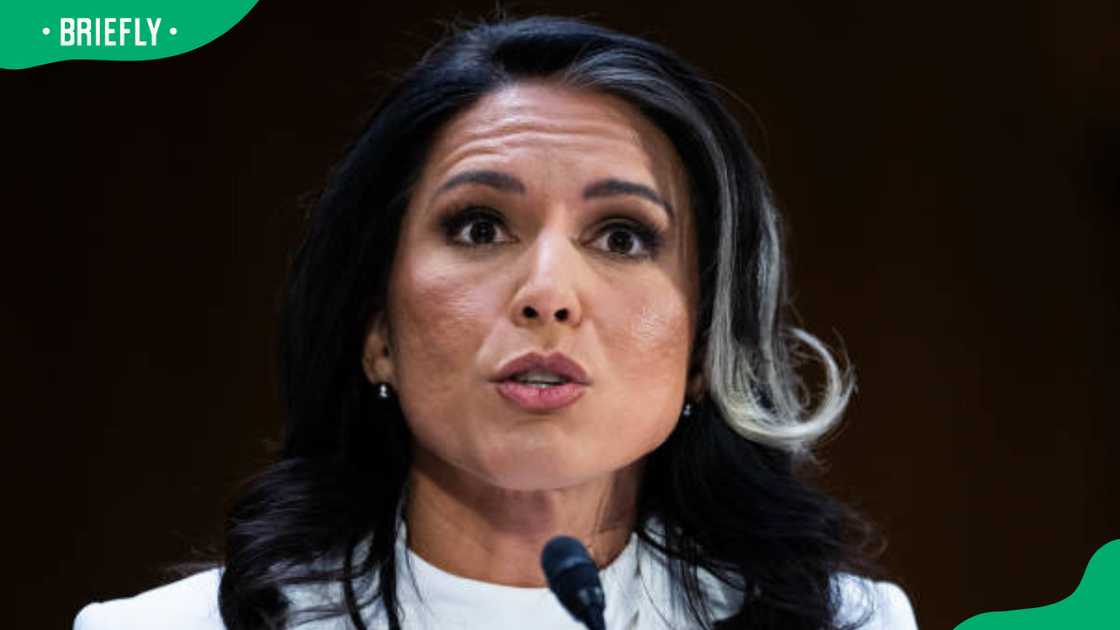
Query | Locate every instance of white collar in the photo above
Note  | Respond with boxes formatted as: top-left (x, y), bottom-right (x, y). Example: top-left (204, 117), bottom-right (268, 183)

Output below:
top-left (282, 521), bottom-right (743, 629)
top-left (395, 527), bottom-right (645, 629)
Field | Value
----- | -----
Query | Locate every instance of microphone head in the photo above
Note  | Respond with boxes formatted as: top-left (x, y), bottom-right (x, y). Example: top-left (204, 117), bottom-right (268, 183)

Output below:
top-left (541, 536), bottom-right (606, 629)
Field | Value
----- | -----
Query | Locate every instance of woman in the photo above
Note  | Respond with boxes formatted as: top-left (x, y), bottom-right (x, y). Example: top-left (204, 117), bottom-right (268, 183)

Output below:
top-left (76, 16), bottom-right (917, 630)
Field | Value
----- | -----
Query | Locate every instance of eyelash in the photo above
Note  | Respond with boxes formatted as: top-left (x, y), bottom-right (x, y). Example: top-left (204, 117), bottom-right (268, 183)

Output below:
top-left (439, 205), bottom-right (664, 260)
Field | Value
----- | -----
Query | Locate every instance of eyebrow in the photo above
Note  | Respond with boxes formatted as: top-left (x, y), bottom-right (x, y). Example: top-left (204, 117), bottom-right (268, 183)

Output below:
top-left (583, 178), bottom-right (674, 219)
top-left (434, 169), bottom-right (674, 221)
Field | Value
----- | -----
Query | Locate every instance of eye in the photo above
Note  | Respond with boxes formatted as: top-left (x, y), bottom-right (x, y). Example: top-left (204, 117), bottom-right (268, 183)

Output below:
top-left (589, 221), bottom-right (663, 259)
top-left (441, 206), bottom-right (512, 247)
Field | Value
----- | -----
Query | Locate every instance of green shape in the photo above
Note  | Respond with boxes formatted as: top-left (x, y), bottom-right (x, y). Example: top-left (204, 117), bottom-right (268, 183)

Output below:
top-left (955, 540), bottom-right (1120, 629)
top-left (1, 0), bottom-right (258, 70)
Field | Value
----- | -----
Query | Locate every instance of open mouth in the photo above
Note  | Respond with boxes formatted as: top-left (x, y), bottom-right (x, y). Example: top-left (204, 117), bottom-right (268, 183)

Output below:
top-left (508, 369), bottom-right (571, 387)
top-left (491, 352), bottom-right (591, 411)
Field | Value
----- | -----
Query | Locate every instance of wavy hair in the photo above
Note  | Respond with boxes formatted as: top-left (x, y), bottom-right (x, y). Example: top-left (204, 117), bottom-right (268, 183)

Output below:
top-left (218, 15), bottom-right (881, 630)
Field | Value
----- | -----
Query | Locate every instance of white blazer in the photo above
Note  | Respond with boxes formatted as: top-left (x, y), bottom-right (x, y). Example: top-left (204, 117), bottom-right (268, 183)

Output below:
top-left (75, 531), bottom-right (917, 629)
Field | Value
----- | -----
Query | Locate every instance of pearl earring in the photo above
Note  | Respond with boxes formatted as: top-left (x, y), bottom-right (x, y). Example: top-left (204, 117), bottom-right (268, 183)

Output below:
top-left (377, 383), bottom-right (392, 400)
top-left (682, 402), bottom-right (693, 417)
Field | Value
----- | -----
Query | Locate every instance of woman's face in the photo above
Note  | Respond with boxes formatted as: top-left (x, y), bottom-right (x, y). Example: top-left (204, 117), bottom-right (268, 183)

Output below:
top-left (364, 81), bottom-right (699, 491)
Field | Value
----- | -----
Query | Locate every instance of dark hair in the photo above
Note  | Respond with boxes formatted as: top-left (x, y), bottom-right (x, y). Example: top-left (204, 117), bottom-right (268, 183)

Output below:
top-left (219, 15), bottom-right (883, 630)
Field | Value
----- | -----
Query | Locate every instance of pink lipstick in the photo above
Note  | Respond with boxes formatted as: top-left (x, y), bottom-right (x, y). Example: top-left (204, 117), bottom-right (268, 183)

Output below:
top-left (495, 381), bottom-right (586, 411)
top-left (491, 351), bottom-right (591, 412)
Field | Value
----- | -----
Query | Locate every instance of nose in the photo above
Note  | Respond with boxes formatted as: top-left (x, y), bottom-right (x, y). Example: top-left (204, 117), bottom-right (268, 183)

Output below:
top-left (510, 228), bottom-right (583, 330)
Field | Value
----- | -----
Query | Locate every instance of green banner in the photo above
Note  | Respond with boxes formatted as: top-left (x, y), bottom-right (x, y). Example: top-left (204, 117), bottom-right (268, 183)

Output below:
top-left (0, 0), bottom-right (258, 69)
top-left (955, 540), bottom-right (1120, 629)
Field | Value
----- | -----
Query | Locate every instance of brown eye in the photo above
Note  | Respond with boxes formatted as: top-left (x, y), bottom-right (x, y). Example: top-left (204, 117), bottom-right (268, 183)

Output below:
top-left (441, 207), bottom-right (512, 247)
top-left (589, 221), bottom-right (663, 260)
top-left (465, 218), bottom-right (498, 244)
top-left (606, 229), bottom-right (636, 255)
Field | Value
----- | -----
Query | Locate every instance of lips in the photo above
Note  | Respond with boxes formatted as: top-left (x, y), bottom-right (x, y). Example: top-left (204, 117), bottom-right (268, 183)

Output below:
top-left (491, 352), bottom-right (590, 412)
top-left (494, 381), bottom-right (586, 411)
top-left (491, 352), bottom-right (591, 386)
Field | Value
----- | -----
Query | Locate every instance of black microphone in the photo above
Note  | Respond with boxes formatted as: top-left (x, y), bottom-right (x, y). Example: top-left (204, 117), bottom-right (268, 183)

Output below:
top-left (541, 535), bottom-right (607, 630)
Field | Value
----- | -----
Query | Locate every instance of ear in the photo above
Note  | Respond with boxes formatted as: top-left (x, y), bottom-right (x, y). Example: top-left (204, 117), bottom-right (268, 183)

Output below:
top-left (361, 310), bottom-right (396, 387)
top-left (686, 338), bottom-right (707, 401)
top-left (687, 369), bottom-right (707, 401)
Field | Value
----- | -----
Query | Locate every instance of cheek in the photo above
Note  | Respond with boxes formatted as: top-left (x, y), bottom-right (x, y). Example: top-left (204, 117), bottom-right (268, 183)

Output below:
top-left (595, 285), bottom-right (693, 440)
top-left (388, 254), bottom-right (493, 403)
top-left (610, 290), bottom-right (691, 382)
top-left (630, 301), bottom-right (691, 358)
top-left (387, 251), bottom-right (503, 473)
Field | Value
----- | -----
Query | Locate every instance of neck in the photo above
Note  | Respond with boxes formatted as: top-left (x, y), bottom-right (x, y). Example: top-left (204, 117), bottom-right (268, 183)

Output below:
top-left (404, 448), bottom-right (643, 587)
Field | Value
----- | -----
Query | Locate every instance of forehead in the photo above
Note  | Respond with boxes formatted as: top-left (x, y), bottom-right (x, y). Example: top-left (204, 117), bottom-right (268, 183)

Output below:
top-left (418, 81), bottom-right (689, 205)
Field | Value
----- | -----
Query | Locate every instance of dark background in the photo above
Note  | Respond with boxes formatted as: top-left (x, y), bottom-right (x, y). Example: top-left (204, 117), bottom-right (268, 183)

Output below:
top-left (5, 1), bottom-right (1117, 628)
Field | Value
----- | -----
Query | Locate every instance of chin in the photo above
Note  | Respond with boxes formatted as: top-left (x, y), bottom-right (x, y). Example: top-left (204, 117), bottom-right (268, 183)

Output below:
top-left (477, 447), bottom-right (635, 492)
